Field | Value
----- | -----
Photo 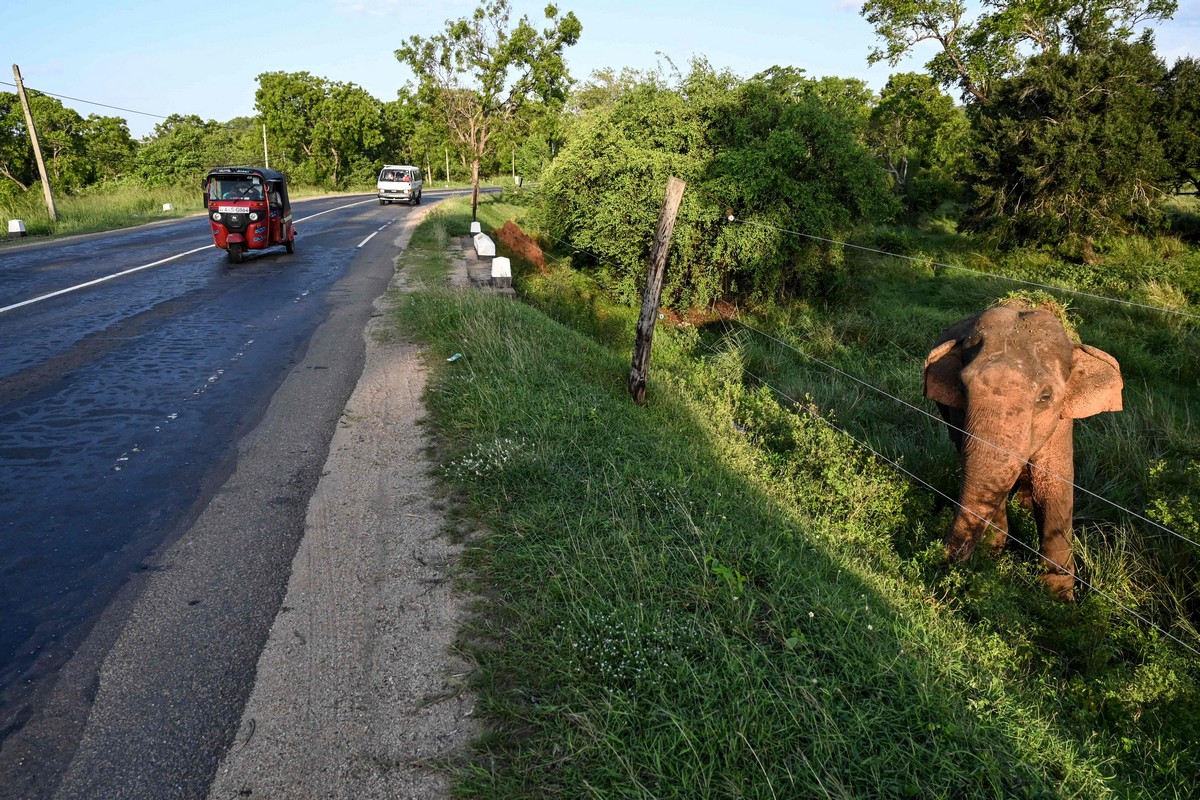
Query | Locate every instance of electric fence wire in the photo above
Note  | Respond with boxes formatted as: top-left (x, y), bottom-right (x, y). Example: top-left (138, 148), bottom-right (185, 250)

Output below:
top-left (0, 80), bottom-right (171, 121)
top-left (728, 216), bottom-right (1200, 323)
top-left (693, 331), bottom-right (1200, 659)
top-left (539, 227), bottom-right (1200, 552)
top-left (544, 212), bottom-right (1199, 551)
top-left (716, 311), bottom-right (1200, 552)
top-left (532, 224), bottom-right (1200, 657)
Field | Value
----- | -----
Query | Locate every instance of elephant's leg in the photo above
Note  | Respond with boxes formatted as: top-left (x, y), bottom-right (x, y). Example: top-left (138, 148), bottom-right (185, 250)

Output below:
top-left (984, 501), bottom-right (1009, 554)
top-left (1030, 421), bottom-right (1077, 601)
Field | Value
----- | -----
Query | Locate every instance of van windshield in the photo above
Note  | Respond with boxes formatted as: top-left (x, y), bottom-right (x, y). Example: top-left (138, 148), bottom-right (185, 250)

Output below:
top-left (380, 170), bottom-right (412, 182)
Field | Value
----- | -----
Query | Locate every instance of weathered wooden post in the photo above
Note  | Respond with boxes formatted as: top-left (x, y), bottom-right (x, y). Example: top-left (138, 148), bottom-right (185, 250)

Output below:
top-left (12, 65), bottom-right (57, 222)
top-left (628, 176), bottom-right (686, 405)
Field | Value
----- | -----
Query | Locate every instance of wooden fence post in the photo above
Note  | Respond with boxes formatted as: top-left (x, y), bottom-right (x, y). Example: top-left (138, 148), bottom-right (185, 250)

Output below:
top-left (628, 176), bottom-right (686, 405)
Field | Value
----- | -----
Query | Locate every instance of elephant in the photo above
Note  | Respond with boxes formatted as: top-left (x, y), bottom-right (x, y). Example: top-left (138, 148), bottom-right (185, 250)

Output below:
top-left (923, 301), bottom-right (1124, 600)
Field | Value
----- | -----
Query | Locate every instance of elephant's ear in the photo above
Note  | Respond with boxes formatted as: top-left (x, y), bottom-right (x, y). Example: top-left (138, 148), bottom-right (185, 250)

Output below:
top-left (924, 339), bottom-right (965, 409)
top-left (1062, 344), bottom-right (1123, 418)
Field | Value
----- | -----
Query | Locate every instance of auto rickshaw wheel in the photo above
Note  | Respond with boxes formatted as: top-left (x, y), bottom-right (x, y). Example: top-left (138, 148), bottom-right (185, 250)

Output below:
top-left (228, 244), bottom-right (243, 264)
top-left (285, 237), bottom-right (295, 254)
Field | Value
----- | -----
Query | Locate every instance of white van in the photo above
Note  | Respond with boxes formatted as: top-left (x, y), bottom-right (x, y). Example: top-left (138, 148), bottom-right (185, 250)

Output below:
top-left (377, 165), bottom-right (423, 205)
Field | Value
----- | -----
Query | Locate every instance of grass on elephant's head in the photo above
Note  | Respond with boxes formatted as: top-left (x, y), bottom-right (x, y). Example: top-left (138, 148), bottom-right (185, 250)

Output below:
top-left (383, 198), bottom-right (1200, 798)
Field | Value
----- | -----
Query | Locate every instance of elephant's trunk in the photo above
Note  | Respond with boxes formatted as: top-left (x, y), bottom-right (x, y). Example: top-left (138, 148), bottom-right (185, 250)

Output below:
top-left (944, 384), bottom-right (1033, 561)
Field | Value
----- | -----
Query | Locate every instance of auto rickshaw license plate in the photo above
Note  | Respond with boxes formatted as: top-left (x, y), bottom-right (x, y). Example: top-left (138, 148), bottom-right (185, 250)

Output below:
top-left (217, 205), bottom-right (251, 213)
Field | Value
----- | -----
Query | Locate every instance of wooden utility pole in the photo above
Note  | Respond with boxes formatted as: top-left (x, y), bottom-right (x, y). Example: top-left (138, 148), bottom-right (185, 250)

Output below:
top-left (262, 124), bottom-right (270, 168)
top-left (445, 150), bottom-right (450, 187)
top-left (628, 176), bottom-right (686, 405)
top-left (12, 64), bottom-right (57, 222)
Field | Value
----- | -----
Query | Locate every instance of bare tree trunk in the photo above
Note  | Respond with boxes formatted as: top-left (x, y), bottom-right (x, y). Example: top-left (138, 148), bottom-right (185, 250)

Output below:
top-left (471, 158), bottom-right (480, 221)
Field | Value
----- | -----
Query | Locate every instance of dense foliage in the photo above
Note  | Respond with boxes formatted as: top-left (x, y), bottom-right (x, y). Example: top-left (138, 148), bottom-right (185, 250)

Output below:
top-left (396, 0), bottom-right (581, 219)
top-left (535, 63), bottom-right (899, 308)
top-left (966, 35), bottom-right (1172, 253)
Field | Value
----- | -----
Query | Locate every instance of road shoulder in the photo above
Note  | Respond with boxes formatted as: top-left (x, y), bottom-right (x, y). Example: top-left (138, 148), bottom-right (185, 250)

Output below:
top-left (207, 214), bottom-right (478, 799)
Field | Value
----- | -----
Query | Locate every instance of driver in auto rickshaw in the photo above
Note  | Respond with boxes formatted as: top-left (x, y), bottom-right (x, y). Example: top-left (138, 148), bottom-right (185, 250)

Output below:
top-left (221, 180), bottom-right (262, 200)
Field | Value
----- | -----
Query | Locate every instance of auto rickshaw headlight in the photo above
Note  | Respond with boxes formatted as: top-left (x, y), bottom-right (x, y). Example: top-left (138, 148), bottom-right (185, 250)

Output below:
top-left (211, 212), bottom-right (222, 222)
top-left (249, 212), bottom-right (259, 221)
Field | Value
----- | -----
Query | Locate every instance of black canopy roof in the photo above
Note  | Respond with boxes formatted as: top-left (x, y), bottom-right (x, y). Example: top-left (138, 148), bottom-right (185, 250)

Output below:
top-left (205, 166), bottom-right (288, 183)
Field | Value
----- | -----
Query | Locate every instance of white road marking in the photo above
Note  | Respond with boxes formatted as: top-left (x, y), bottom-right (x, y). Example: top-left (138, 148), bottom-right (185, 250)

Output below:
top-left (0, 197), bottom-right (401, 315)
top-left (0, 245), bottom-right (215, 315)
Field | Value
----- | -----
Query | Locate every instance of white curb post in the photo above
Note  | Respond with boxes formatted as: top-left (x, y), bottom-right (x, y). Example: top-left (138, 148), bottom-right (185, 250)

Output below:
top-left (473, 233), bottom-right (495, 258)
top-left (491, 256), bottom-right (512, 288)
top-left (8, 220), bottom-right (26, 237)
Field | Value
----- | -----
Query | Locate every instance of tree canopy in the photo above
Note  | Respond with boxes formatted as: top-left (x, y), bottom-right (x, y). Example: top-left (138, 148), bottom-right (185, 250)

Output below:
top-left (395, 0), bottom-right (582, 219)
top-left (862, 0), bottom-right (1178, 103)
top-left (537, 62), bottom-right (898, 307)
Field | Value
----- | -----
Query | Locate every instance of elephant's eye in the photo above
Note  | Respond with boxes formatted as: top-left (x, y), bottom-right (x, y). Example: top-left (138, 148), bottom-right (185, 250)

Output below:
top-left (1037, 391), bottom-right (1053, 405)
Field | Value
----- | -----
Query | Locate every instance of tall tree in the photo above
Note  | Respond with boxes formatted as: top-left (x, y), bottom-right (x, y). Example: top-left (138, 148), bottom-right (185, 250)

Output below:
top-left (396, 0), bottom-right (582, 220)
top-left (1157, 57), bottom-right (1200, 191)
top-left (966, 35), bottom-right (1171, 257)
top-left (866, 72), bottom-right (970, 213)
top-left (255, 71), bottom-right (386, 187)
top-left (861, 0), bottom-right (1178, 103)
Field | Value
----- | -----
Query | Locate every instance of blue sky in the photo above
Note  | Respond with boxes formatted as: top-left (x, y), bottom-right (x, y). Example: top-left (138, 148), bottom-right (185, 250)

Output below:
top-left (3, 0), bottom-right (1198, 139)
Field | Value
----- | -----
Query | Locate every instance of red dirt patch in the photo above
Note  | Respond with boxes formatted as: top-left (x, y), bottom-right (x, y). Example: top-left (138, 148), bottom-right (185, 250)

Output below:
top-left (495, 221), bottom-right (547, 272)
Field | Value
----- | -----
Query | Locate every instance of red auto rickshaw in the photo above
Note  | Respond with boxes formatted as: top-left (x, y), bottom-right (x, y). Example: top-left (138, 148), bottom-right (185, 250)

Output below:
top-left (202, 166), bottom-right (296, 264)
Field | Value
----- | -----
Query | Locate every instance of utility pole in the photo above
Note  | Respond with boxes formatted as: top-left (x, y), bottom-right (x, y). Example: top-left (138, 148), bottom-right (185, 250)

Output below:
top-left (445, 149), bottom-right (450, 188)
top-left (628, 177), bottom-right (686, 406)
top-left (262, 124), bottom-right (269, 168)
top-left (12, 64), bottom-right (57, 222)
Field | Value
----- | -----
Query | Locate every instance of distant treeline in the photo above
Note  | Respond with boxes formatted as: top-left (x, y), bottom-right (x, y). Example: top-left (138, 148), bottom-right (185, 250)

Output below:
top-left (3, 0), bottom-right (1199, 308)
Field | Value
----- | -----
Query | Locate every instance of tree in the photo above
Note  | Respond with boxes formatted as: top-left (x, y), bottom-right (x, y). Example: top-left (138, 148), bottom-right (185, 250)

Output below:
top-left (396, 0), bottom-right (582, 220)
top-left (83, 115), bottom-right (137, 183)
top-left (866, 72), bottom-right (970, 214)
top-left (965, 35), bottom-right (1171, 257)
top-left (0, 92), bottom-right (35, 191)
top-left (255, 71), bottom-right (386, 187)
top-left (134, 114), bottom-right (241, 187)
top-left (1157, 57), bottom-right (1200, 191)
top-left (861, 0), bottom-right (1178, 103)
top-left (538, 63), bottom-right (897, 307)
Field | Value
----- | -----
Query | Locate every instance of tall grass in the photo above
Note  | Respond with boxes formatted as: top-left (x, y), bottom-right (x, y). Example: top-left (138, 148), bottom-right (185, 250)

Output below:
top-left (388, 198), bottom-right (1200, 798)
top-left (0, 183), bottom-right (208, 238)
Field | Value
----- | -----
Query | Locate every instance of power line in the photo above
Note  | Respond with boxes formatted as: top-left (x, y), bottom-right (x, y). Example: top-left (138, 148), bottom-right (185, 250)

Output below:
top-left (0, 79), bottom-right (170, 120)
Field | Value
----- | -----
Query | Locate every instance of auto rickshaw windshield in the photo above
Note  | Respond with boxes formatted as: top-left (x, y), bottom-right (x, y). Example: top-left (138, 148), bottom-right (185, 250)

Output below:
top-left (210, 177), bottom-right (263, 201)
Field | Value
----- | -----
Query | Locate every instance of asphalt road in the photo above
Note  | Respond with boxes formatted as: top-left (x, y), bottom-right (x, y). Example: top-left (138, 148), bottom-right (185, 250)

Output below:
top-left (0, 189), bottom-right (462, 799)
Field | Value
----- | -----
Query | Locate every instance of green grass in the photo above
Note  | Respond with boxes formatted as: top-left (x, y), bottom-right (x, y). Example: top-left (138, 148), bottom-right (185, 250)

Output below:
top-left (388, 197), bottom-right (1200, 798)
